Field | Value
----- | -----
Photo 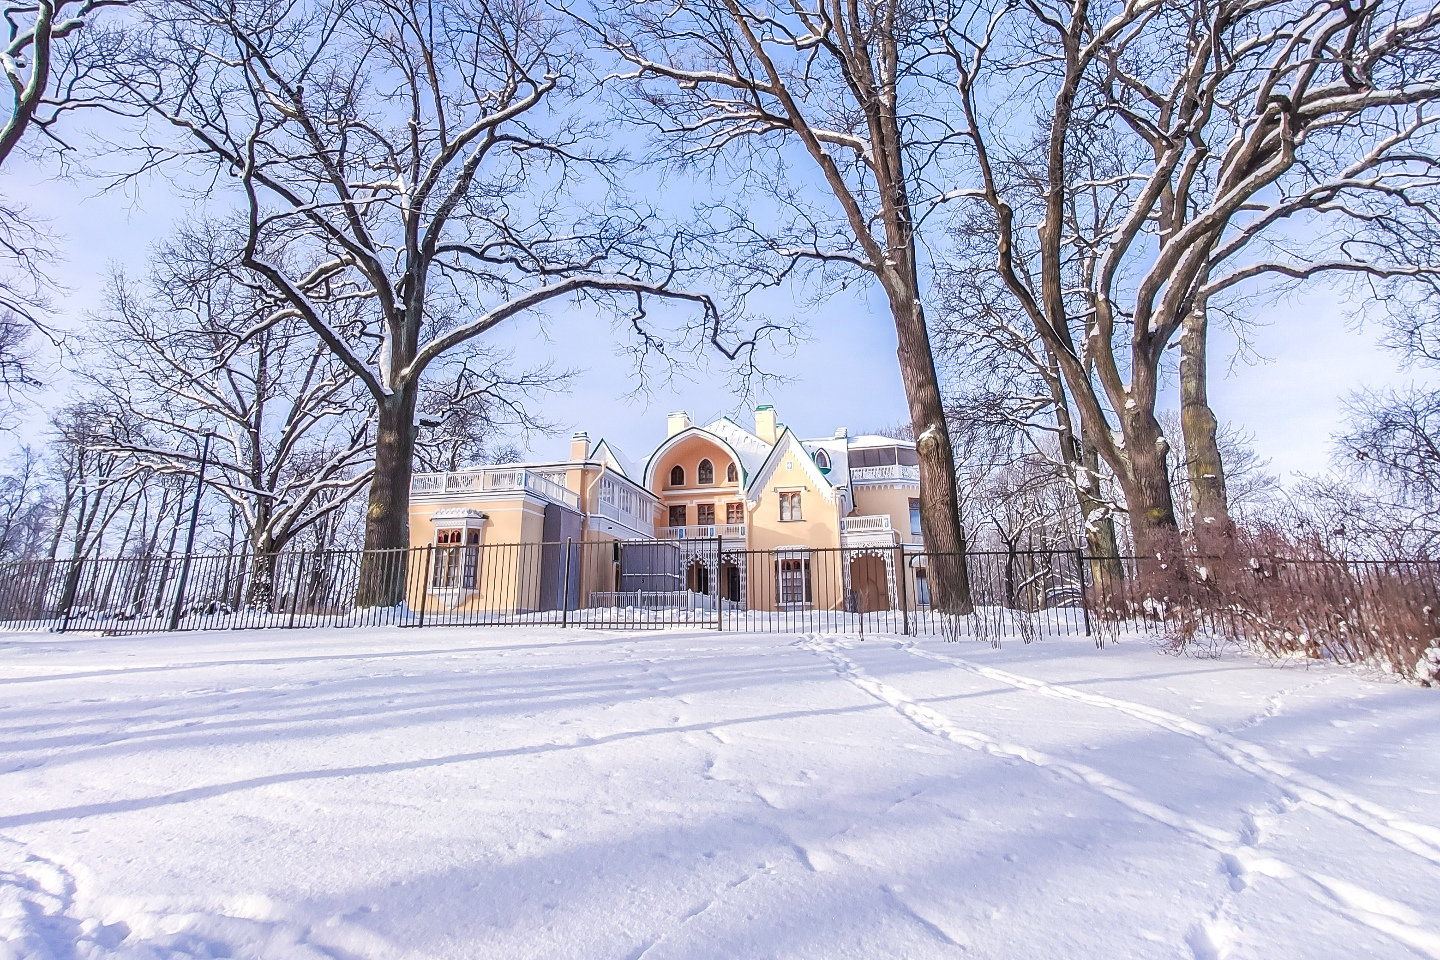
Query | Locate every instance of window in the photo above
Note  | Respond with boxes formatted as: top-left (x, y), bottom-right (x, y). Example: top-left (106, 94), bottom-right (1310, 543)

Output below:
top-left (698, 459), bottom-right (714, 484)
top-left (433, 528), bottom-right (480, 589)
top-left (779, 491), bottom-right (802, 521)
top-left (726, 462), bottom-right (738, 483)
top-left (776, 557), bottom-right (812, 604)
top-left (814, 449), bottom-right (830, 471)
top-left (910, 498), bottom-right (922, 537)
top-left (851, 446), bottom-right (919, 468)
top-left (669, 504), bottom-right (687, 527)
top-left (852, 447), bottom-right (892, 468)
top-left (696, 503), bottom-right (715, 525)
top-left (914, 567), bottom-right (931, 606)
top-left (726, 502), bottom-right (744, 524)
top-left (669, 464), bottom-right (685, 487)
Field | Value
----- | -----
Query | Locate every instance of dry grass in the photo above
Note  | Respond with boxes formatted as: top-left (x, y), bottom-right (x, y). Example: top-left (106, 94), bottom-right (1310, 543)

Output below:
top-left (1134, 532), bottom-right (1440, 681)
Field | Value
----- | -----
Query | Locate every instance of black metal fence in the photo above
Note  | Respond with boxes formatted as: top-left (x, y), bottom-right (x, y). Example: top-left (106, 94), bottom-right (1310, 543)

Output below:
top-left (2, 542), bottom-right (1436, 652)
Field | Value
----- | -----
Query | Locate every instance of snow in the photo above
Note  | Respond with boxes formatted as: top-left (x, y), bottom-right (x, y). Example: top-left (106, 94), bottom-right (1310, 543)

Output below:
top-left (1, 626), bottom-right (1437, 959)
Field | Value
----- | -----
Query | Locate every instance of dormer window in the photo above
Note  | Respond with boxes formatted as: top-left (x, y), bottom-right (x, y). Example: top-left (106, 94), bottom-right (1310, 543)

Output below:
top-left (670, 464), bottom-right (685, 487)
top-left (698, 458), bottom-right (714, 484)
top-left (726, 462), bottom-right (738, 483)
top-left (814, 449), bottom-right (830, 471)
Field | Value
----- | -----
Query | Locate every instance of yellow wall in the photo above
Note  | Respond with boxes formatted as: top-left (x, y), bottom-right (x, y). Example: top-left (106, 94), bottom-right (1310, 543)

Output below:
top-left (851, 484), bottom-right (922, 544)
top-left (743, 450), bottom-right (844, 609)
top-left (406, 496), bottom-right (548, 614)
top-left (651, 435), bottom-right (745, 526)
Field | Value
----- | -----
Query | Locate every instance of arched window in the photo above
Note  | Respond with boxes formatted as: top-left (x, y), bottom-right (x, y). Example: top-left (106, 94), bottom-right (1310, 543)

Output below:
top-left (814, 449), bottom-right (830, 471)
top-left (726, 462), bottom-right (738, 483)
top-left (669, 464), bottom-right (685, 487)
top-left (698, 458), bottom-right (714, 484)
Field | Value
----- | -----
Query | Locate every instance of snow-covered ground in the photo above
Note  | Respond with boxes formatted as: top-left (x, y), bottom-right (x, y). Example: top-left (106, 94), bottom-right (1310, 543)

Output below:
top-left (1, 626), bottom-right (1436, 960)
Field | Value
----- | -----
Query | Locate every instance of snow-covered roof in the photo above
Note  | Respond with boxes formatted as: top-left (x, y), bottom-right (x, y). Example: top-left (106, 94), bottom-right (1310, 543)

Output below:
top-left (589, 438), bottom-right (641, 482)
top-left (839, 433), bottom-right (915, 449)
top-left (747, 428), bottom-right (835, 504)
top-left (702, 417), bottom-right (773, 486)
top-left (800, 437), bottom-right (851, 488)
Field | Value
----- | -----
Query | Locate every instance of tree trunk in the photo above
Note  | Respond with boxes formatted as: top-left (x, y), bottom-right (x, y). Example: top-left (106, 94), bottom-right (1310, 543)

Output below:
top-left (1077, 434), bottom-right (1126, 591)
top-left (357, 384), bottom-right (419, 607)
top-left (246, 542), bottom-right (278, 611)
top-left (1118, 407), bottom-right (1184, 596)
top-left (894, 298), bottom-right (974, 614)
top-left (1179, 305), bottom-right (1235, 558)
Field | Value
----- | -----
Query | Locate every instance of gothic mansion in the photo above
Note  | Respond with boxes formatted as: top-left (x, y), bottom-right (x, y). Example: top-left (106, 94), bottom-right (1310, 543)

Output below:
top-left (407, 405), bottom-right (931, 612)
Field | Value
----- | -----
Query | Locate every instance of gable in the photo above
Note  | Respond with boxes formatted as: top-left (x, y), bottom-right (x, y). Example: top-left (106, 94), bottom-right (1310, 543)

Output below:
top-left (746, 429), bottom-right (834, 504)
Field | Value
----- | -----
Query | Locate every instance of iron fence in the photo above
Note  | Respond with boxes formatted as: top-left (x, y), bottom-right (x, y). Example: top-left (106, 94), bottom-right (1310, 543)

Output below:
top-left (1, 541), bottom-right (1435, 649)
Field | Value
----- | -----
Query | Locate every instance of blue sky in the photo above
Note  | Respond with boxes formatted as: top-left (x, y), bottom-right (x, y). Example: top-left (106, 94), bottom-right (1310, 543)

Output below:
top-left (1, 154), bottom-right (1424, 483)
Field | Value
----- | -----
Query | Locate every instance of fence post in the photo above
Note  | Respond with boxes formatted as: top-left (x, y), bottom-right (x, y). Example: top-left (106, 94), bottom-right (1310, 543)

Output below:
top-left (287, 551), bottom-right (306, 629)
top-left (898, 546), bottom-right (910, 637)
top-left (561, 538), bottom-right (573, 628)
top-left (417, 545), bottom-right (433, 629)
top-left (168, 432), bottom-right (214, 632)
top-left (58, 557), bottom-right (80, 634)
top-left (715, 537), bottom-right (723, 631)
top-left (1075, 547), bottom-right (1092, 637)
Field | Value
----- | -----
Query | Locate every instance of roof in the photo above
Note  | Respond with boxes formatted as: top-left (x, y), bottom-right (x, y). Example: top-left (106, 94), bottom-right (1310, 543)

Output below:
top-left (838, 433), bottom-right (916, 449)
top-left (800, 437), bottom-right (851, 488)
top-left (703, 417), bottom-right (772, 483)
top-left (589, 438), bottom-right (641, 482)
top-left (746, 428), bottom-right (835, 503)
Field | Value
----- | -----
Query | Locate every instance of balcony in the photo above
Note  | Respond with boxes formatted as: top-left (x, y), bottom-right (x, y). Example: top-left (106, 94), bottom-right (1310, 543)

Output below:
top-left (850, 464), bottom-right (920, 483)
top-left (658, 524), bottom-right (747, 540)
top-left (411, 468), bottom-right (581, 511)
top-left (840, 514), bottom-right (897, 546)
top-left (595, 475), bottom-right (657, 537)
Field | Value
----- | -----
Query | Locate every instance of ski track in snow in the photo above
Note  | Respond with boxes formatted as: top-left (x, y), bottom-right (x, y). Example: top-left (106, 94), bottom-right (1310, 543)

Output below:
top-left (797, 634), bottom-right (1440, 960)
top-left (894, 638), bottom-right (1440, 868)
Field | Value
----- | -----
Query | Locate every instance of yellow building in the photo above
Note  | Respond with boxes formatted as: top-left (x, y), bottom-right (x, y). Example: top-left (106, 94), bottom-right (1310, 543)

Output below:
top-left (407, 405), bottom-right (930, 615)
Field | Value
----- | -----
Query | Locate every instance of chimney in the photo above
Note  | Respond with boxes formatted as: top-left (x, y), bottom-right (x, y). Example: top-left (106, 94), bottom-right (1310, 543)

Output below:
top-left (570, 431), bottom-right (589, 461)
top-left (755, 404), bottom-right (778, 445)
top-left (834, 427), bottom-right (848, 439)
top-left (667, 411), bottom-right (691, 437)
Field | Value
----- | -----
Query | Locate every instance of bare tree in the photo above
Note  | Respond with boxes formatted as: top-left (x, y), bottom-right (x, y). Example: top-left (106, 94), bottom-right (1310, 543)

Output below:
top-left (104, 0), bottom-right (730, 602)
top-left (2, 0), bottom-right (125, 163)
top-left (47, 402), bottom-right (147, 559)
top-left (2, 0), bottom-right (126, 361)
top-left (942, 0), bottom-right (1440, 576)
top-left (0, 445), bottom-right (54, 559)
top-left (1160, 413), bottom-right (1279, 538)
top-left (85, 220), bottom-right (374, 607)
top-left (937, 254), bottom-right (1126, 577)
top-left (591, 0), bottom-right (977, 611)
top-left (414, 351), bottom-right (571, 474)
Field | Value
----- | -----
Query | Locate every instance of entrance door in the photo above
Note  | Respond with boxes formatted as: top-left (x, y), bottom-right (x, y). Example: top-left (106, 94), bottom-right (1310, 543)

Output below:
top-left (686, 560), bottom-right (710, 595)
top-left (849, 555), bottom-right (890, 612)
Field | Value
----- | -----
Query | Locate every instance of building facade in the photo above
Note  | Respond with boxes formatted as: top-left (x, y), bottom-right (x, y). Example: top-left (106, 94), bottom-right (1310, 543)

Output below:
top-left (407, 405), bottom-right (930, 614)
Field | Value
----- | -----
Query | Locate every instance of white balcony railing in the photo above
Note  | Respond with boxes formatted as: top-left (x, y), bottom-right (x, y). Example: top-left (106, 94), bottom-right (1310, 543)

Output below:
top-left (841, 514), bottom-right (898, 546)
top-left (411, 468), bottom-right (581, 511)
top-left (840, 515), bottom-right (893, 533)
top-left (596, 475), bottom-right (657, 536)
top-left (850, 464), bottom-right (920, 483)
top-left (658, 524), bottom-right (746, 540)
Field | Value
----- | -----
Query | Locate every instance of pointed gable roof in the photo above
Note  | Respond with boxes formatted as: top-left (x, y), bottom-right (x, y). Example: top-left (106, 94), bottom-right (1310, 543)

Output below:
top-left (589, 438), bottom-right (640, 481)
top-left (745, 428), bottom-right (835, 503)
